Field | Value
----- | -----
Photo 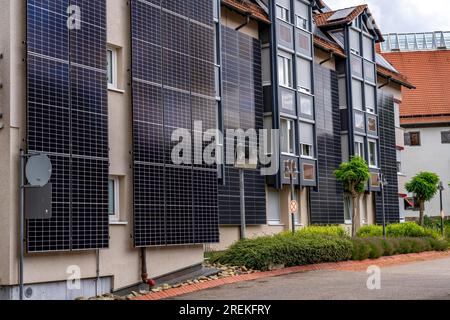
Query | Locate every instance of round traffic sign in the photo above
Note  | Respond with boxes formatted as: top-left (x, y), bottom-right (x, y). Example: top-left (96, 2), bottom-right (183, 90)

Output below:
top-left (290, 200), bottom-right (298, 214)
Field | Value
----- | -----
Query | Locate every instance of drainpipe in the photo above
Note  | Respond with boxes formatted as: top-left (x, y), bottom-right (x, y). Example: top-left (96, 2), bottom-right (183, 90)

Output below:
top-left (140, 248), bottom-right (155, 287)
top-left (95, 249), bottom-right (100, 296)
top-left (319, 51), bottom-right (334, 65)
top-left (235, 14), bottom-right (251, 31)
top-left (378, 77), bottom-right (392, 89)
top-left (19, 150), bottom-right (25, 300)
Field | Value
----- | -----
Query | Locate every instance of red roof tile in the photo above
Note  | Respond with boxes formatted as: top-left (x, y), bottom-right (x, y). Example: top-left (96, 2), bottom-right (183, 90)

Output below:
top-left (221, 0), bottom-right (271, 24)
top-left (381, 50), bottom-right (450, 124)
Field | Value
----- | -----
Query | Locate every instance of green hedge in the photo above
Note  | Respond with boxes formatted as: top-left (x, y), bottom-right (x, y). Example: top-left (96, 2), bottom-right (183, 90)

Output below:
top-left (352, 237), bottom-right (448, 261)
top-left (296, 225), bottom-right (347, 238)
top-left (357, 222), bottom-right (440, 239)
top-left (210, 233), bottom-right (353, 271)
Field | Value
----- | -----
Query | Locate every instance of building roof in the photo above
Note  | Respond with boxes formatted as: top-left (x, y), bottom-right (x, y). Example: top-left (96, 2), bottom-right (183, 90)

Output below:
top-left (381, 50), bottom-right (450, 124)
top-left (221, 0), bottom-right (271, 24)
top-left (314, 5), bottom-right (384, 42)
top-left (312, 30), bottom-right (415, 89)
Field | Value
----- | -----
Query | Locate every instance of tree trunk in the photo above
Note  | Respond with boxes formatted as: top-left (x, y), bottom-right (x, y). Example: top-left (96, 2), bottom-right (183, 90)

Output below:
top-left (419, 200), bottom-right (425, 226)
top-left (351, 194), bottom-right (360, 237)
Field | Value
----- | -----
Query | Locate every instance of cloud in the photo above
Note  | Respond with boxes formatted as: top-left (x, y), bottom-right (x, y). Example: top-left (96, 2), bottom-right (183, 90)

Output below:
top-left (325, 0), bottom-right (450, 33)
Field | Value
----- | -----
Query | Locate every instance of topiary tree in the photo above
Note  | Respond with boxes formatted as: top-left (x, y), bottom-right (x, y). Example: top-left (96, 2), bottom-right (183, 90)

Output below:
top-left (334, 156), bottom-right (370, 237)
top-left (405, 172), bottom-right (440, 226)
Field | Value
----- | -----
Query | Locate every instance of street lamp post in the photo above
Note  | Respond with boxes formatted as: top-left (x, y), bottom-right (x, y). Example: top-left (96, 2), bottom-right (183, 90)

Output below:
top-left (439, 181), bottom-right (445, 238)
top-left (380, 173), bottom-right (388, 239)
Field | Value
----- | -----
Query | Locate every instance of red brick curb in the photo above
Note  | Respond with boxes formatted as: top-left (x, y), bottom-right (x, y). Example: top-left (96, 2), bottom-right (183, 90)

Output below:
top-left (134, 250), bottom-right (450, 300)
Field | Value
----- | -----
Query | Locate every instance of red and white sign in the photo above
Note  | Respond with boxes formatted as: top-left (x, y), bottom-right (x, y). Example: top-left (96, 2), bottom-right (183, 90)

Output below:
top-left (290, 200), bottom-right (298, 214)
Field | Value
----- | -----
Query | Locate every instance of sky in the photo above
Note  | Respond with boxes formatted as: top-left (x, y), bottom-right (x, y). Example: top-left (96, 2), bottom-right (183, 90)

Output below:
top-left (325, 0), bottom-right (450, 33)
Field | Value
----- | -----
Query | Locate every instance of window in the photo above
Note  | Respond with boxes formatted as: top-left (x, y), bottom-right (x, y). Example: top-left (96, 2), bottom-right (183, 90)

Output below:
top-left (363, 35), bottom-right (374, 61)
top-left (301, 144), bottom-right (313, 157)
top-left (278, 22), bottom-right (293, 48)
top-left (303, 163), bottom-right (315, 181)
top-left (344, 194), bottom-right (353, 224)
top-left (394, 102), bottom-right (401, 127)
top-left (299, 94), bottom-right (313, 117)
top-left (297, 57), bottom-right (312, 93)
top-left (281, 88), bottom-right (295, 112)
top-left (107, 47), bottom-right (118, 89)
top-left (371, 173), bottom-right (380, 188)
top-left (354, 140), bottom-right (364, 158)
top-left (354, 112), bottom-right (365, 130)
top-left (405, 131), bottom-right (421, 146)
top-left (396, 150), bottom-right (402, 174)
top-left (296, 29), bottom-right (311, 56)
top-left (365, 84), bottom-right (376, 113)
top-left (109, 176), bottom-right (120, 222)
top-left (364, 60), bottom-right (376, 82)
top-left (296, 16), bottom-right (308, 30)
top-left (368, 140), bottom-right (378, 167)
top-left (276, 5), bottom-right (290, 22)
top-left (367, 116), bottom-right (377, 133)
top-left (267, 188), bottom-right (282, 225)
top-left (404, 197), bottom-right (420, 211)
top-left (281, 118), bottom-right (296, 154)
top-left (350, 29), bottom-right (361, 54)
top-left (441, 131), bottom-right (450, 144)
top-left (300, 122), bottom-right (314, 158)
top-left (295, 1), bottom-right (309, 30)
top-left (351, 54), bottom-right (363, 78)
top-left (278, 54), bottom-right (293, 88)
top-left (352, 80), bottom-right (363, 110)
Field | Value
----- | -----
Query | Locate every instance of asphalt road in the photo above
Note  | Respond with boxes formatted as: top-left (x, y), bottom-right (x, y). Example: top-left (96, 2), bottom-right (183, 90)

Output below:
top-left (171, 257), bottom-right (450, 300)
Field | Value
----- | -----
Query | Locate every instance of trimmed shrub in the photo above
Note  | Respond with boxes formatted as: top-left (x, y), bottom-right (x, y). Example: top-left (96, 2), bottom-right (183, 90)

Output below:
top-left (211, 233), bottom-right (353, 271)
top-left (357, 222), bottom-right (440, 239)
top-left (296, 225), bottom-right (348, 238)
top-left (351, 237), bottom-right (448, 260)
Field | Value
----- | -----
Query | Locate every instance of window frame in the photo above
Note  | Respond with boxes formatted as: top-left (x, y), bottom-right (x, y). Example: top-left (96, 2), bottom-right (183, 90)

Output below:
top-left (109, 176), bottom-right (120, 223)
top-left (278, 53), bottom-right (293, 88)
top-left (441, 131), bottom-right (450, 144)
top-left (354, 140), bottom-right (364, 158)
top-left (107, 47), bottom-right (118, 89)
top-left (368, 139), bottom-right (378, 168)
top-left (281, 118), bottom-right (296, 155)
top-left (405, 131), bottom-right (421, 146)
top-left (276, 4), bottom-right (290, 23)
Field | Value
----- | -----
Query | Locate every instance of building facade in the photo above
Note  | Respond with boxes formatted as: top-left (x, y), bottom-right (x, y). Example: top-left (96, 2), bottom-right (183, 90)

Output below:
top-left (0, 0), bottom-right (411, 299)
top-left (380, 32), bottom-right (450, 220)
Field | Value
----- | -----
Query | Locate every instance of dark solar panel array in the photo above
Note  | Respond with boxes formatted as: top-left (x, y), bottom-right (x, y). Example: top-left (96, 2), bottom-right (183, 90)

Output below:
top-left (310, 65), bottom-right (345, 224)
top-left (375, 92), bottom-right (400, 224)
top-left (26, 0), bottom-right (109, 252)
top-left (131, 0), bottom-right (219, 246)
top-left (218, 26), bottom-right (266, 226)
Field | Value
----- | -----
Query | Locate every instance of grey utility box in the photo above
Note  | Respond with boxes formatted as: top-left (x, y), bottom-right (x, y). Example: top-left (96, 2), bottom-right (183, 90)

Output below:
top-left (25, 183), bottom-right (52, 220)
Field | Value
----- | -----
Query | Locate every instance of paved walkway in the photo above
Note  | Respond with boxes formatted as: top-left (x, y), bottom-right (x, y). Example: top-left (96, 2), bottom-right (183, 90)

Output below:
top-left (135, 251), bottom-right (450, 300)
top-left (172, 257), bottom-right (450, 300)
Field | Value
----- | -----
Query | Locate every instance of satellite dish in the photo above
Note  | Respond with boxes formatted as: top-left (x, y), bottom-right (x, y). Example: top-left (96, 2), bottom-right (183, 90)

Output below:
top-left (26, 154), bottom-right (52, 187)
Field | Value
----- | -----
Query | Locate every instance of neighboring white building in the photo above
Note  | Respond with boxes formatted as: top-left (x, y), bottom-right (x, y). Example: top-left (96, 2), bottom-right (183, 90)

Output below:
top-left (381, 32), bottom-right (450, 219)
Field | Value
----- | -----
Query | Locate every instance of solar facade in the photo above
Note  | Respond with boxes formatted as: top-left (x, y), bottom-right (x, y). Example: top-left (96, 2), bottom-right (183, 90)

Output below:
top-left (131, 0), bottom-right (219, 246)
top-left (26, 0), bottom-right (109, 252)
top-left (375, 92), bottom-right (400, 223)
top-left (310, 65), bottom-right (345, 224)
top-left (219, 26), bottom-right (266, 226)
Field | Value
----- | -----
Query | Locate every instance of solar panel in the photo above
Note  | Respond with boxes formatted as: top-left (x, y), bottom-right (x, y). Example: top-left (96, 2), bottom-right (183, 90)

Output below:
top-left (326, 7), bottom-right (355, 22)
top-left (219, 26), bottom-right (266, 226)
top-left (131, 0), bottom-right (219, 247)
top-left (26, 0), bottom-right (109, 252)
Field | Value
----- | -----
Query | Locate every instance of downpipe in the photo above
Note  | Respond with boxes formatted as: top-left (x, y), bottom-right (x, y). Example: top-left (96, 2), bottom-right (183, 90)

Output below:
top-left (140, 248), bottom-right (155, 288)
